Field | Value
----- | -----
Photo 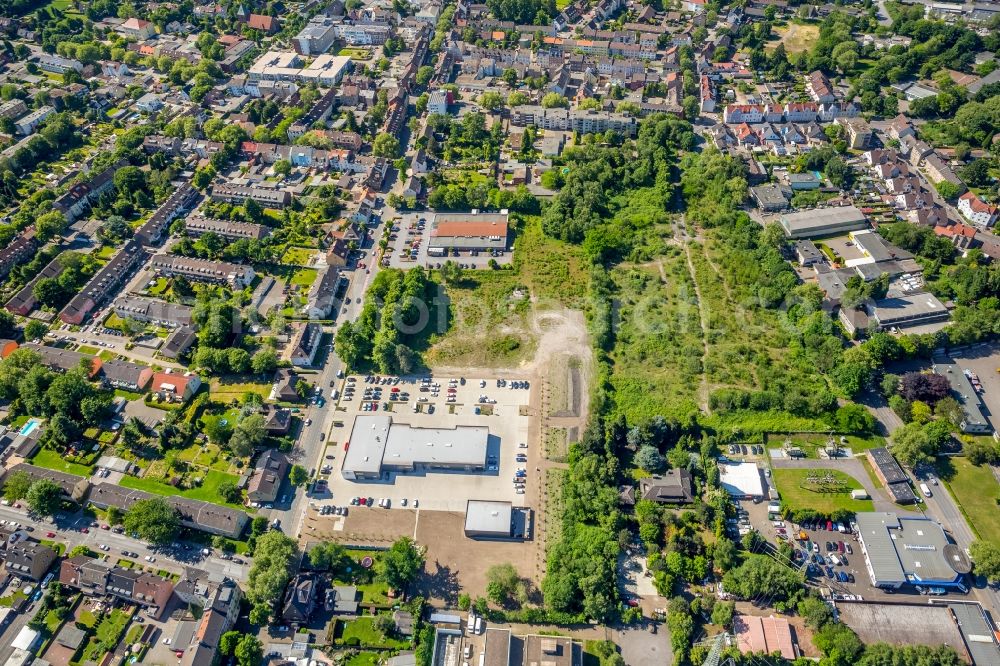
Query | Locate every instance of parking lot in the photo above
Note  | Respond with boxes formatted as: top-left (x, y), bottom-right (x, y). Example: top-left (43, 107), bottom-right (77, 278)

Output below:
top-left (382, 213), bottom-right (513, 271)
top-left (315, 374), bottom-right (534, 513)
top-left (952, 342), bottom-right (999, 428)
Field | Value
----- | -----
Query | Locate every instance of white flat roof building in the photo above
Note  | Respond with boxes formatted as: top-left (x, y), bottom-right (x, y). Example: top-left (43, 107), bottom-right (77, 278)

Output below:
top-left (342, 415), bottom-right (489, 480)
top-left (780, 206), bottom-right (869, 239)
top-left (248, 51), bottom-right (352, 85)
top-left (719, 462), bottom-right (764, 498)
top-left (464, 500), bottom-right (513, 538)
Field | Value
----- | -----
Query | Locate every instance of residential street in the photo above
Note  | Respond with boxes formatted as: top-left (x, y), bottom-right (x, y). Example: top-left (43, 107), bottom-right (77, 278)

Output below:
top-left (0, 504), bottom-right (247, 580)
top-left (262, 206), bottom-right (393, 542)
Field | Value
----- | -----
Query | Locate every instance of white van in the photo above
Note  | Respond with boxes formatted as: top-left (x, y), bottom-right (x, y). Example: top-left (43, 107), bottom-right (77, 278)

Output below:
top-left (920, 483), bottom-right (932, 498)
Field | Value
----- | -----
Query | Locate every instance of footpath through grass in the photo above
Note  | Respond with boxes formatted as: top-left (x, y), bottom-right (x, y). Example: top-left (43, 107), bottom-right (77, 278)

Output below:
top-left (937, 456), bottom-right (1000, 543)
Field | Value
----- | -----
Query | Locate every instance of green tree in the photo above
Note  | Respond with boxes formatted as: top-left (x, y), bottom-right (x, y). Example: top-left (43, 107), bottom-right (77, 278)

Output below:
top-left (289, 464), bottom-right (308, 486)
top-left (219, 631), bottom-right (240, 656)
top-left (710, 600), bottom-right (734, 627)
top-left (438, 260), bottom-right (462, 284)
top-left (235, 634), bottom-right (263, 666)
top-left (245, 531), bottom-right (298, 623)
top-left (3, 471), bottom-right (32, 502)
top-left (479, 91), bottom-right (504, 111)
top-left (541, 92), bottom-right (568, 108)
top-left (26, 479), bottom-right (63, 516)
top-left (485, 562), bottom-right (520, 605)
top-left (24, 320), bottom-right (48, 341)
top-left (229, 413), bottom-right (266, 457)
top-left (934, 180), bottom-right (963, 201)
top-left (890, 422), bottom-right (937, 468)
top-left (634, 445), bottom-right (665, 473)
top-left (308, 542), bottom-right (347, 570)
top-left (124, 497), bottom-right (180, 545)
top-left (970, 540), bottom-right (1000, 584)
top-left (373, 133), bottom-right (400, 158)
top-left (272, 159), bottom-right (292, 177)
top-left (377, 537), bottom-right (425, 593)
top-left (251, 347), bottom-right (278, 375)
top-left (416, 65), bottom-right (434, 86)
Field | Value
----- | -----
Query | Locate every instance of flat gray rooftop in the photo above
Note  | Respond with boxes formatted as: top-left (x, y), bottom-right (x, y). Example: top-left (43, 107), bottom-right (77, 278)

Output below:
top-left (856, 512), bottom-right (961, 585)
top-left (465, 500), bottom-right (513, 534)
top-left (342, 415), bottom-right (489, 477)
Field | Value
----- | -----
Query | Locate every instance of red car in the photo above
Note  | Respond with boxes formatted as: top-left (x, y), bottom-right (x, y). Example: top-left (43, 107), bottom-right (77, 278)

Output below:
top-left (826, 520), bottom-right (833, 531)
top-left (626, 598), bottom-right (640, 607)
top-left (101, 524), bottom-right (110, 530)
top-left (46, 532), bottom-right (56, 538)
top-left (80, 527), bottom-right (89, 534)
top-left (359, 497), bottom-right (367, 506)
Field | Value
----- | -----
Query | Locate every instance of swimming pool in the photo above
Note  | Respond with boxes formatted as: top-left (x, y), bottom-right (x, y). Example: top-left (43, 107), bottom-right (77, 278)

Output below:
top-left (19, 419), bottom-right (40, 437)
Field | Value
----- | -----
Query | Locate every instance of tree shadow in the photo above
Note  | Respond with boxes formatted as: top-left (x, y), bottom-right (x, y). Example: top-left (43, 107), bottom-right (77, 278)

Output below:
top-left (417, 560), bottom-right (461, 605)
top-left (935, 455), bottom-right (957, 483)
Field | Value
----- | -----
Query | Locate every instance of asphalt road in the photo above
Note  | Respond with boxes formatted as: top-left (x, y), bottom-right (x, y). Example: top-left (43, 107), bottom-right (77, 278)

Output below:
top-left (264, 209), bottom-right (393, 542)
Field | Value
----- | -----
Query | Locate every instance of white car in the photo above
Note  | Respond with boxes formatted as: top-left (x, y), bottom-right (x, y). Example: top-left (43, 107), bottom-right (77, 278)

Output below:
top-left (99, 544), bottom-right (110, 551)
top-left (145, 555), bottom-right (155, 562)
top-left (305, 418), bottom-right (312, 426)
top-left (519, 442), bottom-right (528, 448)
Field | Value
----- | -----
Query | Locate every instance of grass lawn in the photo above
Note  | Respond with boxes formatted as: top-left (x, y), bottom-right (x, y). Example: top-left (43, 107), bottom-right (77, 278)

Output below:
top-left (30, 448), bottom-right (94, 477)
top-left (82, 609), bottom-right (131, 663)
top-left (120, 469), bottom-right (244, 508)
top-left (355, 582), bottom-right (392, 606)
top-left (147, 277), bottom-right (171, 296)
top-left (772, 468), bottom-right (874, 515)
top-left (338, 47), bottom-right (372, 60)
top-left (208, 377), bottom-right (273, 402)
top-left (281, 246), bottom-right (317, 266)
top-left (94, 245), bottom-right (117, 260)
top-left (339, 617), bottom-right (410, 649)
top-left (937, 457), bottom-right (1000, 543)
top-left (290, 268), bottom-right (318, 289)
top-left (103, 312), bottom-right (128, 332)
top-left (76, 344), bottom-right (99, 355)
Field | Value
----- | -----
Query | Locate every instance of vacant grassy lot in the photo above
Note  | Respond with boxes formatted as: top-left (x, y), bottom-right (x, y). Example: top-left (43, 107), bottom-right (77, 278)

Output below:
top-left (772, 468), bottom-right (874, 515)
top-left (281, 246), bottom-right (316, 266)
top-left (208, 377), bottom-right (273, 402)
top-left (120, 469), bottom-right (243, 508)
top-left (937, 457), bottom-right (1000, 543)
top-left (609, 247), bottom-right (704, 422)
top-left (425, 216), bottom-right (586, 368)
top-left (768, 22), bottom-right (819, 54)
top-left (424, 270), bottom-right (535, 368)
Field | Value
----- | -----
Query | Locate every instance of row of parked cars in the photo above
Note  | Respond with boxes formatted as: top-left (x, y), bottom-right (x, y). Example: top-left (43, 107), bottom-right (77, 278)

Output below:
top-left (728, 444), bottom-right (764, 456)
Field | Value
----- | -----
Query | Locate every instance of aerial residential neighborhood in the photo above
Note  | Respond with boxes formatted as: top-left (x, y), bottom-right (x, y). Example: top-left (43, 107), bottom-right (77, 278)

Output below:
top-left (0, 0), bottom-right (998, 665)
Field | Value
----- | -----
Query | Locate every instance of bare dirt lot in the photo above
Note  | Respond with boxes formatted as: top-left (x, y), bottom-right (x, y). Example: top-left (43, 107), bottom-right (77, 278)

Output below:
top-left (768, 22), bottom-right (820, 54)
top-left (304, 505), bottom-right (539, 603)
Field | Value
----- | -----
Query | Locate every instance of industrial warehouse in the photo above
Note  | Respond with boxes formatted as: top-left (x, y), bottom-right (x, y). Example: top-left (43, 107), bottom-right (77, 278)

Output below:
top-left (341, 415), bottom-right (490, 480)
top-left (854, 512), bottom-right (971, 590)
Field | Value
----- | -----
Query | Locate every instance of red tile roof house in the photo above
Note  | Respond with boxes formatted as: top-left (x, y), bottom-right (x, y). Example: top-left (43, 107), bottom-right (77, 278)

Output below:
top-left (735, 615), bottom-right (797, 660)
top-left (150, 371), bottom-right (202, 402)
top-left (247, 14), bottom-right (278, 33)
